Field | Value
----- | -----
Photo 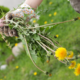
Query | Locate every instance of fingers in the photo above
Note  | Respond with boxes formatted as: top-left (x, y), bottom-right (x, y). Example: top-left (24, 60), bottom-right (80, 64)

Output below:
top-left (0, 19), bottom-right (4, 27)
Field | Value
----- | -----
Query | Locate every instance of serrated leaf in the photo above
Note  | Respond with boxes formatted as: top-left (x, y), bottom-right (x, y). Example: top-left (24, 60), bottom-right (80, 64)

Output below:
top-left (33, 34), bottom-right (40, 41)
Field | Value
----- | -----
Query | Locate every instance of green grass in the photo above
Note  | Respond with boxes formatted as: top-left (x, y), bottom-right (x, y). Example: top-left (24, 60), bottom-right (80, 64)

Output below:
top-left (0, 0), bottom-right (80, 80)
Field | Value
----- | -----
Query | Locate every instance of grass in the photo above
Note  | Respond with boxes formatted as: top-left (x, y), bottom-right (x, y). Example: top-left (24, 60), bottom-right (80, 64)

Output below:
top-left (0, 0), bottom-right (80, 80)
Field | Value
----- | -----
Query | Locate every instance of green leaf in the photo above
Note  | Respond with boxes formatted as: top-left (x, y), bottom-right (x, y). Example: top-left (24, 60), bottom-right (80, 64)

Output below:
top-left (30, 50), bottom-right (37, 62)
top-left (33, 34), bottom-right (40, 41)
top-left (19, 34), bottom-right (29, 56)
top-left (8, 24), bottom-right (13, 29)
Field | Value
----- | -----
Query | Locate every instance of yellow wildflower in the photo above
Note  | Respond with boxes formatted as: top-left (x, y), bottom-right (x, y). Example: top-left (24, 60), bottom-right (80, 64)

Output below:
top-left (49, 14), bottom-right (52, 17)
top-left (49, 2), bottom-right (53, 5)
top-left (74, 64), bottom-right (80, 76)
top-left (46, 60), bottom-right (49, 63)
top-left (15, 36), bottom-right (18, 38)
top-left (78, 17), bottom-right (80, 20)
top-left (51, 19), bottom-right (53, 22)
top-left (78, 54), bottom-right (80, 57)
top-left (54, 12), bottom-right (57, 16)
top-left (15, 43), bottom-right (18, 46)
top-left (33, 20), bottom-right (36, 23)
top-left (44, 21), bottom-right (47, 24)
top-left (16, 66), bottom-right (19, 69)
top-left (34, 72), bottom-right (37, 76)
top-left (67, 51), bottom-right (74, 59)
top-left (55, 47), bottom-right (67, 60)
top-left (49, 73), bottom-right (52, 77)
top-left (56, 35), bottom-right (59, 38)
top-left (4, 76), bottom-right (6, 78)
top-left (68, 61), bottom-right (76, 69)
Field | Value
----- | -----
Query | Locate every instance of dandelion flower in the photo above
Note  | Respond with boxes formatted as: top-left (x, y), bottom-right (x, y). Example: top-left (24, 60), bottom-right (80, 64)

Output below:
top-left (78, 17), bottom-right (80, 20)
top-left (68, 61), bottom-right (76, 69)
top-left (15, 36), bottom-right (18, 38)
top-left (49, 73), bottom-right (52, 77)
top-left (51, 19), bottom-right (53, 22)
top-left (4, 76), bottom-right (6, 78)
top-left (46, 60), bottom-right (49, 63)
top-left (54, 12), bottom-right (57, 16)
top-left (49, 14), bottom-right (52, 17)
top-left (34, 72), bottom-right (37, 76)
top-left (33, 20), bottom-right (36, 23)
top-left (74, 64), bottom-right (80, 76)
top-left (44, 21), bottom-right (47, 24)
top-left (15, 43), bottom-right (18, 46)
top-left (49, 2), bottom-right (53, 5)
top-left (56, 35), bottom-right (59, 38)
top-left (16, 66), bottom-right (19, 69)
top-left (55, 47), bottom-right (67, 60)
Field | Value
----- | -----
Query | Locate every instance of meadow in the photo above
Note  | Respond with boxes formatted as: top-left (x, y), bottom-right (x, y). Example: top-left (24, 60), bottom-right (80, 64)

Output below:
top-left (0, 0), bottom-right (80, 80)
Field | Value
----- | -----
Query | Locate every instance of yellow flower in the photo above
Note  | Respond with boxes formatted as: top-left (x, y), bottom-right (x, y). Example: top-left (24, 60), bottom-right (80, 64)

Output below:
top-left (4, 76), bottom-right (6, 78)
top-left (46, 60), bottom-right (49, 63)
top-left (49, 14), bottom-right (52, 17)
top-left (78, 54), bottom-right (80, 57)
top-left (44, 21), bottom-right (47, 24)
top-left (49, 73), bottom-right (52, 77)
top-left (67, 51), bottom-right (74, 59)
top-left (16, 66), bottom-right (19, 69)
top-left (68, 61), bottom-right (76, 69)
top-left (15, 36), bottom-right (18, 38)
top-left (55, 47), bottom-right (67, 60)
top-left (33, 20), bottom-right (36, 23)
top-left (0, 79), bottom-right (2, 80)
top-left (51, 19), bottom-right (53, 22)
top-left (56, 35), bottom-right (59, 38)
top-left (78, 17), bottom-right (80, 20)
top-left (54, 12), bottom-right (57, 16)
top-left (49, 2), bottom-right (53, 5)
top-left (34, 72), bottom-right (37, 76)
top-left (15, 43), bottom-right (18, 46)
top-left (74, 64), bottom-right (80, 76)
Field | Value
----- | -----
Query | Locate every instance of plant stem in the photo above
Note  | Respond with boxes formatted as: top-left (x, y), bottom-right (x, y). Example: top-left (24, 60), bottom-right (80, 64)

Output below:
top-left (38, 34), bottom-right (57, 48)
top-left (26, 19), bottom-right (74, 29)
top-left (39, 41), bottom-right (55, 53)
top-left (24, 37), bottom-right (46, 73)
top-left (36, 41), bottom-right (49, 54)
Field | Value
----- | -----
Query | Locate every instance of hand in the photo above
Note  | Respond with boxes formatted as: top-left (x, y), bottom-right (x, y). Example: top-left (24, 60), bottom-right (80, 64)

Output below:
top-left (0, 19), bottom-right (4, 27)
top-left (0, 0), bottom-right (43, 27)
top-left (0, 12), bottom-right (13, 27)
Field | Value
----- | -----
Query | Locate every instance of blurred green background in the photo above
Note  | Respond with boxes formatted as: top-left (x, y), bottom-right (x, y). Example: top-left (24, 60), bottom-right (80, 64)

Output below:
top-left (0, 0), bottom-right (80, 80)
